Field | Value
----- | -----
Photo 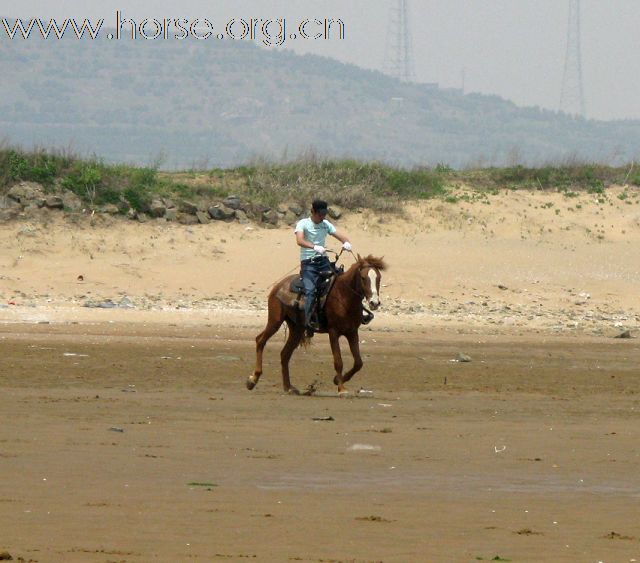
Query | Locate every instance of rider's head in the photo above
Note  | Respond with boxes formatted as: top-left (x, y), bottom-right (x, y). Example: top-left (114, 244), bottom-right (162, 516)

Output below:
top-left (311, 200), bottom-right (328, 223)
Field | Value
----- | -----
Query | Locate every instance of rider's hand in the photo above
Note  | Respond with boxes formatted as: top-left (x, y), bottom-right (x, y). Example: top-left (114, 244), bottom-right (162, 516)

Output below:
top-left (342, 241), bottom-right (352, 251)
top-left (313, 245), bottom-right (326, 255)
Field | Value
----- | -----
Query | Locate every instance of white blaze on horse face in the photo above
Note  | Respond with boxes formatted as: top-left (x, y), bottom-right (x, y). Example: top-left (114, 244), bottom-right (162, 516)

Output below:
top-left (368, 269), bottom-right (379, 308)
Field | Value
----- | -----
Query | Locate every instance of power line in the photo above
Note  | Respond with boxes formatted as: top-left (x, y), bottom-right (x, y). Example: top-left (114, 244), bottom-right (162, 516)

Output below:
top-left (384, 0), bottom-right (416, 83)
top-left (560, 0), bottom-right (586, 118)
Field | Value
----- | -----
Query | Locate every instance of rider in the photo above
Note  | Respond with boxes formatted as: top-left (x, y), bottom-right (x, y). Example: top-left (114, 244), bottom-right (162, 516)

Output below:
top-left (295, 200), bottom-right (352, 334)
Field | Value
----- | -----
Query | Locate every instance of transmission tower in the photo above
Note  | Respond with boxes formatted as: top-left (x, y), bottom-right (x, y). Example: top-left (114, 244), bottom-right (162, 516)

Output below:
top-left (560, 0), bottom-right (586, 117)
top-left (384, 0), bottom-right (416, 83)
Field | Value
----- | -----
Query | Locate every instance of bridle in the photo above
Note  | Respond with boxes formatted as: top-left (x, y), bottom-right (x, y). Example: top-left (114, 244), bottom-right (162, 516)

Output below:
top-left (359, 264), bottom-right (382, 308)
top-left (328, 249), bottom-right (382, 309)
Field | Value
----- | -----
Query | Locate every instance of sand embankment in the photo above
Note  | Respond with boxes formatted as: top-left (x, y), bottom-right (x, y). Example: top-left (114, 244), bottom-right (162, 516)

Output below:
top-left (1, 186), bottom-right (639, 336)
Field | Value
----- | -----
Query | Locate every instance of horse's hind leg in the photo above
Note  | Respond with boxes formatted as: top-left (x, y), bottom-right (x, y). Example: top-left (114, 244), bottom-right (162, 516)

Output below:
top-left (247, 309), bottom-right (283, 390)
top-left (280, 320), bottom-right (304, 394)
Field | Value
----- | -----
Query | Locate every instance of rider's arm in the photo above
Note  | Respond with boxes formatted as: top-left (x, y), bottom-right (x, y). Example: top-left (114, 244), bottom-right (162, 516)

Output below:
top-left (331, 229), bottom-right (350, 245)
top-left (295, 230), bottom-right (316, 249)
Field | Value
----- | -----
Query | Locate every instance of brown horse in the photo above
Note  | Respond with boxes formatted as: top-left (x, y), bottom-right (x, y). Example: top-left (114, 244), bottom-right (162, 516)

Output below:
top-left (247, 254), bottom-right (387, 394)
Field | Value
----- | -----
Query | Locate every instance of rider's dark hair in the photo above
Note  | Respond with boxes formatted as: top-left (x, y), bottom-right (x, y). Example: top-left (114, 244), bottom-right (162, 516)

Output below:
top-left (312, 200), bottom-right (328, 213)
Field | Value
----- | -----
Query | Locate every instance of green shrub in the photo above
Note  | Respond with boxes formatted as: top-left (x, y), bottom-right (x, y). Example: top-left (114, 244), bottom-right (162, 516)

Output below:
top-left (95, 187), bottom-right (122, 205)
top-left (130, 167), bottom-right (156, 188)
top-left (61, 161), bottom-right (103, 204)
top-left (0, 149), bottom-right (63, 186)
top-left (435, 162), bottom-right (453, 174)
top-left (123, 184), bottom-right (151, 212)
top-left (7, 150), bottom-right (29, 181)
top-left (172, 183), bottom-right (197, 198)
top-left (3, 146), bottom-right (639, 216)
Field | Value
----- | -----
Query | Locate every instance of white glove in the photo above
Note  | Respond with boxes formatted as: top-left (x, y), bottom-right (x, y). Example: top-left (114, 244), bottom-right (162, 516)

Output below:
top-left (313, 245), bottom-right (326, 255)
top-left (342, 241), bottom-right (352, 251)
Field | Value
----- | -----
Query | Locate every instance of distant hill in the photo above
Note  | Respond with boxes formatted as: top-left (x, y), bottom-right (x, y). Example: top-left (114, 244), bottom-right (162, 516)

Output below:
top-left (2, 29), bottom-right (640, 169)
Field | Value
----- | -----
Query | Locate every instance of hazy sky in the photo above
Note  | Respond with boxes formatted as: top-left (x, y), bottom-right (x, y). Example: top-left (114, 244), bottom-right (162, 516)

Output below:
top-left (5, 1), bottom-right (640, 120)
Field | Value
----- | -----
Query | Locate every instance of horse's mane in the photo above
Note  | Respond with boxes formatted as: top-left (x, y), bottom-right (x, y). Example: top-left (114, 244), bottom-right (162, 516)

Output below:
top-left (341, 254), bottom-right (387, 281)
top-left (357, 254), bottom-right (387, 271)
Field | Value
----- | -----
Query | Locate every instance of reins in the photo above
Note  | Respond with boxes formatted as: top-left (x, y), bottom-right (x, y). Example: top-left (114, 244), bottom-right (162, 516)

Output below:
top-left (340, 254), bottom-right (377, 323)
top-left (264, 248), bottom-right (349, 290)
top-left (334, 249), bottom-right (380, 305)
top-left (265, 264), bottom-right (300, 290)
top-left (265, 248), bottom-right (378, 306)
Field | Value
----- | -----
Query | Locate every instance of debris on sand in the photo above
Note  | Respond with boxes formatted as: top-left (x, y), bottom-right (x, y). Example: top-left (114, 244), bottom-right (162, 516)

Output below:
top-left (301, 380), bottom-right (321, 396)
top-left (83, 297), bottom-right (136, 309)
top-left (602, 531), bottom-right (635, 540)
top-left (348, 444), bottom-right (381, 452)
top-left (312, 416), bottom-right (334, 422)
top-left (614, 330), bottom-right (632, 339)
top-left (514, 528), bottom-right (543, 536)
top-left (118, 296), bottom-right (135, 309)
top-left (108, 427), bottom-right (124, 433)
top-left (455, 353), bottom-right (472, 363)
top-left (355, 515), bottom-right (393, 522)
top-left (84, 299), bottom-right (117, 309)
top-left (214, 354), bottom-right (241, 362)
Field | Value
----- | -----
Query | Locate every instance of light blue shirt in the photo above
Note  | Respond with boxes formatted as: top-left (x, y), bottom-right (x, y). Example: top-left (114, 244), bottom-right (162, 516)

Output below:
top-left (295, 217), bottom-right (337, 260)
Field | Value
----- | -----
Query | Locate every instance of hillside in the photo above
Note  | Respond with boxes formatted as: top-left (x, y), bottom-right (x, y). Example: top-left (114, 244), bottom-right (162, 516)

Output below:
top-left (2, 31), bottom-right (640, 168)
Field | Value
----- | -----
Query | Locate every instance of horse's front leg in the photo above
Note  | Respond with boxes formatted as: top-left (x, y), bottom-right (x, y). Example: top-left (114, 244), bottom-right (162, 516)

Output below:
top-left (341, 330), bottom-right (364, 384)
top-left (329, 330), bottom-right (347, 394)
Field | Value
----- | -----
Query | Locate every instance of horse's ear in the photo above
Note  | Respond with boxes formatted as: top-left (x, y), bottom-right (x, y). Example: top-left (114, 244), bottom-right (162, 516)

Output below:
top-left (357, 253), bottom-right (362, 261)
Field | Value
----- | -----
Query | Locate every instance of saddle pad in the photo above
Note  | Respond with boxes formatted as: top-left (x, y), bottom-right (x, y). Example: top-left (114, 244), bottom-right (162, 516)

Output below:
top-left (289, 277), bottom-right (305, 294)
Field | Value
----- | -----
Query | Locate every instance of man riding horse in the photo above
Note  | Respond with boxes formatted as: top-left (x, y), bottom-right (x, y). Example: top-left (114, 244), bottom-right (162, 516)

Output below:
top-left (294, 199), bottom-right (352, 336)
top-left (247, 200), bottom-right (386, 395)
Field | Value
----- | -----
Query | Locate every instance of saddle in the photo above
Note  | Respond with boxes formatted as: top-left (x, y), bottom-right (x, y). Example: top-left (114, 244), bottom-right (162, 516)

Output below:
top-left (290, 266), bottom-right (342, 331)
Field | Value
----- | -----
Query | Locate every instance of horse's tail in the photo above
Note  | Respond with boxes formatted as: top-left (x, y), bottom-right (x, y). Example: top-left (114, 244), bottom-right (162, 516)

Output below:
top-left (283, 319), bottom-right (313, 349)
top-left (299, 331), bottom-right (313, 349)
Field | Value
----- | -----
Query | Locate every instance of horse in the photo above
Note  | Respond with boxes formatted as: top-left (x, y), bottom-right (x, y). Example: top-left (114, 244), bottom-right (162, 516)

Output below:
top-left (246, 254), bottom-right (387, 395)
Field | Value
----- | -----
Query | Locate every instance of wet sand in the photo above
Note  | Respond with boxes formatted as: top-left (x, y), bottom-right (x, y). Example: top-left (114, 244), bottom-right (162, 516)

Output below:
top-left (1, 190), bottom-right (640, 561)
top-left (1, 319), bottom-right (639, 562)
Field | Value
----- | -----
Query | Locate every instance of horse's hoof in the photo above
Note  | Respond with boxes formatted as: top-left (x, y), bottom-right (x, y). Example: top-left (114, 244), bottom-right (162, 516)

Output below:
top-left (286, 387), bottom-right (300, 396)
top-left (338, 388), bottom-right (350, 397)
top-left (246, 376), bottom-right (257, 391)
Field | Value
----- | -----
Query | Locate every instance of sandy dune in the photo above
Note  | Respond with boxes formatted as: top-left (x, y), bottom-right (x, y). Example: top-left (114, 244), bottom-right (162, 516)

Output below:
top-left (1, 186), bottom-right (638, 335)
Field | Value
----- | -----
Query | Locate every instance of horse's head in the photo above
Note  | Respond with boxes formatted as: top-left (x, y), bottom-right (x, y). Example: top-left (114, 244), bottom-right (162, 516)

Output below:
top-left (357, 254), bottom-right (387, 311)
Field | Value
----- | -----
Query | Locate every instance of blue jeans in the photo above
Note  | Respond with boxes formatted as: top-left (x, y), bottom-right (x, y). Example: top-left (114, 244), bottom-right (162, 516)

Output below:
top-left (301, 256), bottom-right (331, 326)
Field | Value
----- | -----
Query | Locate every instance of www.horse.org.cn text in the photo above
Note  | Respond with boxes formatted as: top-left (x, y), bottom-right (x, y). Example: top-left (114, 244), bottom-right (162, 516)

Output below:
top-left (1, 13), bottom-right (346, 47)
